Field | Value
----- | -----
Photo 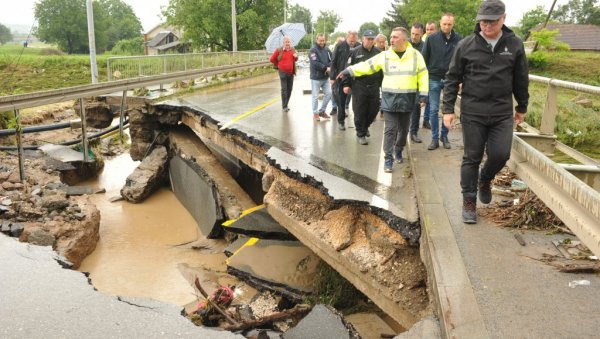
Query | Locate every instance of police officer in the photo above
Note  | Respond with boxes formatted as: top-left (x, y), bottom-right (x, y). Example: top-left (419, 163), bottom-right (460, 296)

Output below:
top-left (339, 27), bottom-right (428, 173)
top-left (341, 30), bottom-right (383, 145)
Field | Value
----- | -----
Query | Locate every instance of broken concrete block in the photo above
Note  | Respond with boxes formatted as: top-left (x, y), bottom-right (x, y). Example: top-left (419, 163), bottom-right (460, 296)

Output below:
top-left (121, 146), bottom-right (169, 203)
top-left (283, 304), bottom-right (357, 339)
top-left (223, 205), bottom-right (295, 240)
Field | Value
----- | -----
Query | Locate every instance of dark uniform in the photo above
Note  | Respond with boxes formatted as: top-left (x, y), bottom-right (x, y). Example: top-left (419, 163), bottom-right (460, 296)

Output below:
top-left (330, 39), bottom-right (360, 127)
top-left (342, 45), bottom-right (383, 138)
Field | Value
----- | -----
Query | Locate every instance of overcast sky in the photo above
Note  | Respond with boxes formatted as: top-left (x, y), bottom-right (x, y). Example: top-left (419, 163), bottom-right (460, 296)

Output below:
top-left (1, 0), bottom-right (568, 33)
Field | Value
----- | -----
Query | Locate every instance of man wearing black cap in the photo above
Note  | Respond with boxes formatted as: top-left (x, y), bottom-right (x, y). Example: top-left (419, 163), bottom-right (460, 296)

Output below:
top-left (330, 30), bottom-right (360, 131)
top-left (443, 0), bottom-right (529, 224)
top-left (341, 30), bottom-right (383, 145)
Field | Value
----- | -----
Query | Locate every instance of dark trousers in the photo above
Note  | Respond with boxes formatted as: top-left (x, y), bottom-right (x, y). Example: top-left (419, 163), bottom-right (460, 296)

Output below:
top-left (383, 111), bottom-right (411, 161)
top-left (278, 70), bottom-right (294, 109)
top-left (460, 114), bottom-right (514, 200)
top-left (409, 102), bottom-right (421, 135)
top-left (353, 85), bottom-right (380, 137)
top-left (334, 81), bottom-right (349, 123)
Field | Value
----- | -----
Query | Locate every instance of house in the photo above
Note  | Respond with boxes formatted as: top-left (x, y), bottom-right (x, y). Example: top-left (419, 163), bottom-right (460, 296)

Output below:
top-left (529, 24), bottom-right (600, 51)
top-left (144, 23), bottom-right (188, 55)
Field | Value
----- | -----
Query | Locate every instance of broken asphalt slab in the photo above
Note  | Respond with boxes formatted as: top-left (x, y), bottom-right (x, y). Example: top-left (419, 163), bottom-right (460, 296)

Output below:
top-left (283, 304), bottom-right (358, 339)
top-left (0, 234), bottom-right (242, 338)
top-left (223, 205), bottom-right (295, 241)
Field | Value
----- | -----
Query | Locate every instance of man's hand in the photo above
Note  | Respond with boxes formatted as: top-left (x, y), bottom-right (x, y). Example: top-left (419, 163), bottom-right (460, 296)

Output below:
top-left (419, 102), bottom-right (426, 108)
top-left (514, 112), bottom-right (525, 125)
top-left (343, 87), bottom-right (351, 94)
top-left (330, 80), bottom-right (336, 85)
top-left (325, 67), bottom-right (330, 74)
top-left (443, 113), bottom-right (456, 129)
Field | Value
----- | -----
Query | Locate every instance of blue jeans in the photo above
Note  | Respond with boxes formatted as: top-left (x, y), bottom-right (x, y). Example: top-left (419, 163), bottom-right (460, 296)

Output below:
top-left (311, 79), bottom-right (331, 114)
top-left (429, 79), bottom-right (448, 141)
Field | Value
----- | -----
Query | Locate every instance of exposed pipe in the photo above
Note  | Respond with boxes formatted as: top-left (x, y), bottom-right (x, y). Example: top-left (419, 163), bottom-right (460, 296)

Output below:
top-left (0, 121), bottom-right (72, 137)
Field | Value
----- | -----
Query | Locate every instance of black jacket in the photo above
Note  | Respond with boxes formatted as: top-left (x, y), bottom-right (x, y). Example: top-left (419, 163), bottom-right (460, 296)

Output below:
top-left (443, 25), bottom-right (529, 116)
top-left (309, 43), bottom-right (332, 80)
top-left (330, 40), bottom-right (360, 80)
top-left (422, 30), bottom-right (462, 80)
top-left (410, 39), bottom-right (424, 53)
top-left (342, 45), bottom-right (383, 91)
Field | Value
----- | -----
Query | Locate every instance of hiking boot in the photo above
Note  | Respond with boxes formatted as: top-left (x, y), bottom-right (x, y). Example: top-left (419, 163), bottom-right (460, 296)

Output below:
top-left (338, 122), bottom-right (346, 130)
top-left (319, 111), bottom-right (330, 119)
top-left (358, 136), bottom-right (368, 145)
top-left (330, 108), bottom-right (337, 115)
top-left (313, 114), bottom-right (320, 122)
top-left (427, 140), bottom-right (439, 150)
top-left (462, 198), bottom-right (477, 224)
top-left (384, 159), bottom-right (393, 173)
top-left (410, 133), bottom-right (422, 143)
top-left (478, 179), bottom-right (492, 204)
top-left (283, 107), bottom-right (290, 112)
top-left (394, 149), bottom-right (403, 163)
top-left (423, 121), bottom-right (431, 129)
top-left (442, 137), bottom-right (451, 149)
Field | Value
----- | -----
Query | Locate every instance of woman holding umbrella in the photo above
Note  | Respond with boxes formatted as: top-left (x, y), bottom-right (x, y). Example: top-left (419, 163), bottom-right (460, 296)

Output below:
top-left (269, 36), bottom-right (298, 112)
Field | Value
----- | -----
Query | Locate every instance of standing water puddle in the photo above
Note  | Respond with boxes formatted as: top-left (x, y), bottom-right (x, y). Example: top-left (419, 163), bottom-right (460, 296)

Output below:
top-left (79, 153), bottom-right (227, 306)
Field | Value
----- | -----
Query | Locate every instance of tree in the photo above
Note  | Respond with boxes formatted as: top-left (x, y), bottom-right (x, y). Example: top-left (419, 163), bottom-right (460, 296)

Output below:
top-left (552, 0), bottom-right (600, 25)
top-left (110, 36), bottom-right (144, 55)
top-left (359, 22), bottom-right (379, 37)
top-left (164, 0), bottom-right (284, 51)
top-left (34, 0), bottom-right (141, 54)
top-left (314, 10), bottom-right (341, 43)
top-left (0, 23), bottom-right (12, 44)
top-left (98, 0), bottom-right (143, 51)
top-left (514, 6), bottom-right (548, 38)
top-left (380, 0), bottom-right (480, 37)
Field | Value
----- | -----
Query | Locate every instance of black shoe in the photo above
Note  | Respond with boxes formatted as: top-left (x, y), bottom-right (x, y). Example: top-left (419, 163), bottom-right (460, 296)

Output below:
top-left (410, 133), bottom-right (422, 143)
top-left (462, 198), bottom-right (477, 224)
top-left (478, 180), bottom-right (492, 204)
top-left (358, 136), bottom-right (368, 145)
top-left (423, 121), bottom-right (431, 129)
top-left (338, 122), bottom-right (346, 130)
top-left (330, 108), bottom-right (337, 115)
top-left (366, 130), bottom-right (370, 137)
top-left (442, 138), bottom-right (451, 149)
top-left (427, 140), bottom-right (439, 150)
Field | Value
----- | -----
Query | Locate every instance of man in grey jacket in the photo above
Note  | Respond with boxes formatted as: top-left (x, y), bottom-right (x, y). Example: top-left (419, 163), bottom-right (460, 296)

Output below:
top-left (443, 0), bottom-right (529, 224)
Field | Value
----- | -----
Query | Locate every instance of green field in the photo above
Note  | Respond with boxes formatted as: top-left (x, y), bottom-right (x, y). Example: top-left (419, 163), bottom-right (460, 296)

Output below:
top-left (0, 42), bottom-right (108, 96)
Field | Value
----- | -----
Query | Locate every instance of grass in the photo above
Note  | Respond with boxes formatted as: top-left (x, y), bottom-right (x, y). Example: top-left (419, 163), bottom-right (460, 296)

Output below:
top-left (528, 51), bottom-right (600, 160)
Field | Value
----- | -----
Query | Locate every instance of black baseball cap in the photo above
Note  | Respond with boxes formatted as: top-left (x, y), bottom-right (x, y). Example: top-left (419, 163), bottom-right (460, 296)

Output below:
top-left (362, 30), bottom-right (376, 38)
top-left (476, 0), bottom-right (506, 21)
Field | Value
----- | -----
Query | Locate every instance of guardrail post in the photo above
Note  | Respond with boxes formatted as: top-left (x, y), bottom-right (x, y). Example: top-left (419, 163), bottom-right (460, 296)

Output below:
top-left (15, 109), bottom-right (26, 181)
top-left (107, 59), bottom-right (111, 81)
top-left (184, 54), bottom-right (188, 71)
top-left (540, 80), bottom-right (558, 136)
top-left (120, 90), bottom-right (127, 143)
top-left (79, 98), bottom-right (90, 162)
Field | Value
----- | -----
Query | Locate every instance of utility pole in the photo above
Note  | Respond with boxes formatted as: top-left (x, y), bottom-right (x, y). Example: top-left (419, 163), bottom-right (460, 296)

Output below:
top-left (284, 0), bottom-right (287, 23)
top-left (86, 0), bottom-right (98, 84)
top-left (231, 0), bottom-right (237, 51)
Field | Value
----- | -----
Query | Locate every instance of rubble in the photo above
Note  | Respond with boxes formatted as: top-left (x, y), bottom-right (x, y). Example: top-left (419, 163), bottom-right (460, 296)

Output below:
top-left (120, 146), bottom-right (169, 203)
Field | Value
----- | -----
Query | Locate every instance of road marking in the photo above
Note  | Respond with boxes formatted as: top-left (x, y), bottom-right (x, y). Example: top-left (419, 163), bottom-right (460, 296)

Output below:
top-left (219, 98), bottom-right (279, 130)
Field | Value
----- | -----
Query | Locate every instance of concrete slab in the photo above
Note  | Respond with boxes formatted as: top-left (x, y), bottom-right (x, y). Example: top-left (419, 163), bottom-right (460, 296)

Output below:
top-left (226, 238), bottom-right (320, 301)
top-left (0, 234), bottom-right (242, 338)
top-left (283, 304), bottom-right (356, 339)
top-left (39, 144), bottom-right (85, 163)
top-left (223, 205), bottom-right (295, 240)
top-left (224, 235), bottom-right (249, 257)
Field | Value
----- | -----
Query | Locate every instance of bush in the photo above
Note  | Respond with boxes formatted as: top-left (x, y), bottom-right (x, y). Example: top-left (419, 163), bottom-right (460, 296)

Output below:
top-left (530, 29), bottom-right (570, 51)
top-left (110, 37), bottom-right (144, 56)
top-left (528, 51), bottom-right (549, 69)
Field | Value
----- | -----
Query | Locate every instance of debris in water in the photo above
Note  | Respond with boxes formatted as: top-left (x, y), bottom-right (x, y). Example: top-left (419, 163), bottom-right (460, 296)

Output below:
top-left (568, 280), bottom-right (591, 288)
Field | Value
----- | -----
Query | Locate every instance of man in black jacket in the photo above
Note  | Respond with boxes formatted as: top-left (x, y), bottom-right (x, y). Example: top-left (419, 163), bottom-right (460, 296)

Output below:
top-left (443, 0), bottom-right (529, 224)
top-left (422, 13), bottom-right (461, 150)
top-left (341, 30), bottom-right (383, 145)
top-left (408, 23), bottom-right (425, 144)
top-left (309, 34), bottom-right (333, 121)
top-left (330, 30), bottom-right (360, 130)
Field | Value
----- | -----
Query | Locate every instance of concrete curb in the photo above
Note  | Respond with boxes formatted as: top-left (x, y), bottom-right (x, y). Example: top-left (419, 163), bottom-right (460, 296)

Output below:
top-left (408, 145), bottom-right (489, 339)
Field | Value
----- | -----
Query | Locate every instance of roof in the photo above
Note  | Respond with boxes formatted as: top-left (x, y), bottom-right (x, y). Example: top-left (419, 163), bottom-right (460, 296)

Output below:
top-left (146, 32), bottom-right (173, 48)
top-left (155, 40), bottom-right (184, 51)
top-left (530, 24), bottom-right (600, 51)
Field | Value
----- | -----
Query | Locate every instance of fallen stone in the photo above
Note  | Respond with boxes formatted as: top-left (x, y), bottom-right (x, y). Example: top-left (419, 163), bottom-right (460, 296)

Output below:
top-left (7, 171), bottom-right (21, 184)
top-left (9, 223), bottom-right (23, 238)
top-left (2, 182), bottom-right (23, 191)
top-left (41, 192), bottom-right (70, 211)
top-left (283, 304), bottom-right (358, 339)
top-left (27, 229), bottom-right (56, 246)
top-left (19, 205), bottom-right (44, 220)
top-left (59, 186), bottom-right (95, 196)
top-left (109, 195), bottom-right (124, 202)
top-left (73, 212), bottom-right (86, 221)
top-left (121, 146), bottom-right (168, 203)
top-left (31, 188), bottom-right (42, 196)
top-left (46, 182), bottom-right (68, 190)
top-left (1, 198), bottom-right (12, 206)
top-left (0, 171), bottom-right (10, 181)
top-left (1, 221), bottom-right (11, 234)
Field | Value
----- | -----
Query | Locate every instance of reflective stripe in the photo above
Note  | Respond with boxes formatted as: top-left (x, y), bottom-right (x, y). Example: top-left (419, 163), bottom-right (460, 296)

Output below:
top-left (386, 70), bottom-right (417, 76)
top-left (382, 87), bottom-right (418, 94)
top-left (412, 50), bottom-right (417, 74)
top-left (348, 68), bottom-right (356, 77)
top-left (368, 59), bottom-right (377, 73)
top-left (418, 91), bottom-right (428, 96)
top-left (416, 66), bottom-right (427, 74)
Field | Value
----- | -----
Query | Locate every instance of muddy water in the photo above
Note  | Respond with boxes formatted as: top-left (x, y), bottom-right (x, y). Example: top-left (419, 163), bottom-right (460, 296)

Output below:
top-left (79, 153), bottom-right (227, 306)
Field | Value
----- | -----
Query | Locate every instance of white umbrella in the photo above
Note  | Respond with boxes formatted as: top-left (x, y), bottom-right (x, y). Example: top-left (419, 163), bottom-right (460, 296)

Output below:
top-left (265, 23), bottom-right (306, 53)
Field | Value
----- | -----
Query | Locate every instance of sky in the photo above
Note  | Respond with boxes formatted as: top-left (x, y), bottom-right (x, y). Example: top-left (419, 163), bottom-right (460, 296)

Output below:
top-left (1, 0), bottom-right (569, 34)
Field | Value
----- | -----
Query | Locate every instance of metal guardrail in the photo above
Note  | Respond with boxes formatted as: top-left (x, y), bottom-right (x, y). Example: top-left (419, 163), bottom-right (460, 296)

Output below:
top-left (508, 74), bottom-right (600, 256)
top-left (107, 51), bottom-right (268, 81)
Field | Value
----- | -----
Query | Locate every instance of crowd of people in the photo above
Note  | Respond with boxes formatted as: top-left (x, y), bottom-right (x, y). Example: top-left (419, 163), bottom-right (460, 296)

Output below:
top-left (270, 0), bottom-right (529, 224)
